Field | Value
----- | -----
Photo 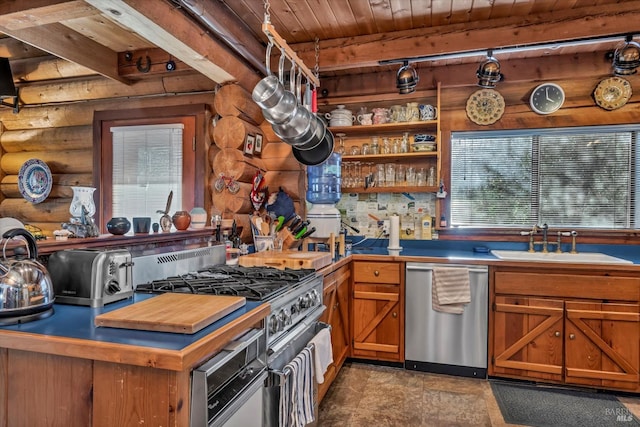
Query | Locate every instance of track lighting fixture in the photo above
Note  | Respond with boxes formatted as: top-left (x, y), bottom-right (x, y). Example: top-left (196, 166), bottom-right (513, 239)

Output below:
top-left (396, 61), bottom-right (419, 94)
top-left (476, 50), bottom-right (502, 88)
top-left (612, 35), bottom-right (640, 76)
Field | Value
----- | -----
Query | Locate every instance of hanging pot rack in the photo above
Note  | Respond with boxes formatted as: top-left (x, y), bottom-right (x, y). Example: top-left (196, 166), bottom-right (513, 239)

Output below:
top-left (262, 18), bottom-right (319, 88)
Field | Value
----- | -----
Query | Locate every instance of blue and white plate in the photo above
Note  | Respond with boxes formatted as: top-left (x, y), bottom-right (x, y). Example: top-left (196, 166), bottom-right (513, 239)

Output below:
top-left (18, 159), bottom-right (52, 204)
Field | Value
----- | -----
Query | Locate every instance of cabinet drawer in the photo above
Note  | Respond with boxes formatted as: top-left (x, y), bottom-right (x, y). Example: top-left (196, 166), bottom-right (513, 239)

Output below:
top-left (495, 271), bottom-right (640, 301)
top-left (354, 261), bottom-right (400, 284)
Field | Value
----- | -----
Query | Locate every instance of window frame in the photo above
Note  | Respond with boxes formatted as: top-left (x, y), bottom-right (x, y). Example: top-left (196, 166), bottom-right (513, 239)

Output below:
top-left (93, 104), bottom-right (210, 232)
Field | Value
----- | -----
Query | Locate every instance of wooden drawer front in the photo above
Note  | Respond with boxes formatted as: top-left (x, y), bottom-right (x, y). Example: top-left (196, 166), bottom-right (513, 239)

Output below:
top-left (495, 272), bottom-right (640, 301)
top-left (354, 262), bottom-right (400, 284)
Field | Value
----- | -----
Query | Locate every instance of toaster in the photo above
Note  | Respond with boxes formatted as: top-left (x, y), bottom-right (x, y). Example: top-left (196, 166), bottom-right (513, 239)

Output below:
top-left (47, 249), bottom-right (134, 307)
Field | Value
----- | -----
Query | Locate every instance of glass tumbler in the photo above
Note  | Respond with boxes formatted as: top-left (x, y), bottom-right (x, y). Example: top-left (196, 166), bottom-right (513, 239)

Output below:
top-left (361, 143), bottom-right (370, 156)
top-left (376, 164), bottom-right (386, 187)
top-left (406, 166), bottom-right (416, 185)
top-left (385, 163), bottom-right (396, 187)
top-left (395, 164), bottom-right (406, 185)
top-left (416, 167), bottom-right (426, 186)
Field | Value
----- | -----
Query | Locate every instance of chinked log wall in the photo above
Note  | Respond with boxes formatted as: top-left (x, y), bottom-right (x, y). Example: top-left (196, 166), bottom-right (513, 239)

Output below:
top-left (0, 51), bottom-right (301, 238)
top-left (211, 83), bottom-right (305, 242)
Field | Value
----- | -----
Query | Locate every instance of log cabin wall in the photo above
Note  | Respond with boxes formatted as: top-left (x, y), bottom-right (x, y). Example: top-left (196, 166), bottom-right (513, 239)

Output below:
top-left (0, 38), bottom-right (303, 239)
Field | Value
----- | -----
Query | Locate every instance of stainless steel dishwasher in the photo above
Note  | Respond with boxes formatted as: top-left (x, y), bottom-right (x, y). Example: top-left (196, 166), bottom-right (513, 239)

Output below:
top-left (405, 262), bottom-right (489, 378)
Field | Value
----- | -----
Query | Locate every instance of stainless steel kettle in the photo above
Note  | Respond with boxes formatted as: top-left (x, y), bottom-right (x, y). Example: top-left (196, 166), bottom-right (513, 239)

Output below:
top-left (0, 228), bottom-right (55, 316)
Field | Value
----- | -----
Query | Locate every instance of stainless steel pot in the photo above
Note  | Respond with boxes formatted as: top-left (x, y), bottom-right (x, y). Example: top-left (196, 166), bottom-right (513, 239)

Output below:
top-left (0, 228), bottom-right (55, 316)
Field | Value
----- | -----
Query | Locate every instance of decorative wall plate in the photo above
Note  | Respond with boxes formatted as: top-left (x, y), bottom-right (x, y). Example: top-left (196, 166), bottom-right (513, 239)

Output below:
top-left (18, 159), bottom-right (52, 204)
top-left (465, 88), bottom-right (505, 125)
top-left (593, 76), bottom-right (632, 111)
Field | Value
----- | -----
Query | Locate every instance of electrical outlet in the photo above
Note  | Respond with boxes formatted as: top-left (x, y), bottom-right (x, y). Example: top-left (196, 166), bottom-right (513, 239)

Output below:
top-left (381, 219), bottom-right (390, 236)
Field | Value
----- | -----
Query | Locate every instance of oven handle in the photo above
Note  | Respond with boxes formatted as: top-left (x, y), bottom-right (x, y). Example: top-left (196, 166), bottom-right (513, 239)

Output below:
top-left (195, 328), bottom-right (265, 375)
top-left (267, 305), bottom-right (325, 359)
top-left (268, 321), bottom-right (330, 385)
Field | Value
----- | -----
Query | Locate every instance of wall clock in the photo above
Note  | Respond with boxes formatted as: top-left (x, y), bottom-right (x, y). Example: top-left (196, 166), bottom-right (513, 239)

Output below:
top-left (529, 83), bottom-right (565, 114)
top-left (465, 88), bottom-right (505, 125)
top-left (529, 83), bottom-right (564, 114)
top-left (593, 76), bottom-right (632, 111)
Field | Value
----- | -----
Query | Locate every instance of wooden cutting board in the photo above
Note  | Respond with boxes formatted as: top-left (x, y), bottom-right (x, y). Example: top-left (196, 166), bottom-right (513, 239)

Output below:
top-left (94, 294), bottom-right (246, 334)
top-left (238, 250), bottom-right (332, 270)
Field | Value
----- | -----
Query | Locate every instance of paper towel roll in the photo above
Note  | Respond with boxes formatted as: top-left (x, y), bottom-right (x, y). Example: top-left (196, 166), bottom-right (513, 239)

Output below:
top-left (388, 215), bottom-right (401, 250)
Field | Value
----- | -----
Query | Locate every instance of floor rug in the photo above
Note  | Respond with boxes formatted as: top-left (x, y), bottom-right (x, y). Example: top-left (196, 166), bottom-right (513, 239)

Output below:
top-left (490, 380), bottom-right (640, 427)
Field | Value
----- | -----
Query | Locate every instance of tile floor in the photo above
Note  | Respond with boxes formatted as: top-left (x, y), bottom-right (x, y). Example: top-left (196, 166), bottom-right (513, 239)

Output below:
top-left (317, 361), bottom-right (640, 426)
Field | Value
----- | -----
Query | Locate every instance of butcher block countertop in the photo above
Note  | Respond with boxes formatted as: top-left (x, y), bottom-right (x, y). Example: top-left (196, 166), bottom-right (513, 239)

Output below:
top-left (0, 294), bottom-right (269, 371)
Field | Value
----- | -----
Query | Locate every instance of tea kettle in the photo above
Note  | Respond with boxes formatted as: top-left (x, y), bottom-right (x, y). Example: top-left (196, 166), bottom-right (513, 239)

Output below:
top-left (0, 228), bottom-right (55, 316)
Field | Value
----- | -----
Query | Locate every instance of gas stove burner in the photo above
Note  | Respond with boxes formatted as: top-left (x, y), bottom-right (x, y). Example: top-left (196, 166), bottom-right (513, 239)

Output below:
top-left (134, 265), bottom-right (317, 302)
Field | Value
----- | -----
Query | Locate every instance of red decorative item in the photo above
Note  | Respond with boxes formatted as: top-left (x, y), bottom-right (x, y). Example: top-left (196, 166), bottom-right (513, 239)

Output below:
top-left (250, 171), bottom-right (268, 212)
top-left (311, 88), bottom-right (317, 113)
top-left (172, 210), bottom-right (191, 230)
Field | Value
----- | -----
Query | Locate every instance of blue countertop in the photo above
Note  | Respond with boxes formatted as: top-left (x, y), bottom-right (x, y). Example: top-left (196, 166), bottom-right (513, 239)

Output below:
top-left (1, 294), bottom-right (264, 351)
top-left (349, 238), bottom-right (640, 264)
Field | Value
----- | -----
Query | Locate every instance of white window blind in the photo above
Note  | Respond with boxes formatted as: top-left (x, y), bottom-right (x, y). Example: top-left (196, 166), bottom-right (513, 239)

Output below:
top-left (451, 127), bottom-right (636, 229)
top-left (110, 124), bottom-right (184, 219)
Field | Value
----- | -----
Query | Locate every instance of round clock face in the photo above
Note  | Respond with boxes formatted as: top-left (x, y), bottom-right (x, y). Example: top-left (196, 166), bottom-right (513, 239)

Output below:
top-left (530, 83), bottom-right (565, 115)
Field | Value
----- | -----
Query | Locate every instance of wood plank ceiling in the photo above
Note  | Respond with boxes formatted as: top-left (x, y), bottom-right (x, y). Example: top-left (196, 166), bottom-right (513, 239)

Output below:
top-left (0, 0), bottom-right (639, 89)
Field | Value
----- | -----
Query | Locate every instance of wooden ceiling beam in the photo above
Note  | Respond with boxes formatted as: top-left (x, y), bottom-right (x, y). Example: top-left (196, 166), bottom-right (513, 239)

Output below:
top-left (0, 0), bottom-right (98, 30)
top-left (292, 1), bottom-right (640, 72)
top-left (85, 0), bottom-right (261, 90)
top-left (0, 22), bottom-right (128, 84)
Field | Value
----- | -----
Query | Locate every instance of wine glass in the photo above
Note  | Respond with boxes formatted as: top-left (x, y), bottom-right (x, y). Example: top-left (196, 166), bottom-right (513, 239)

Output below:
top-left (335, 133), bottom-right (346, 155)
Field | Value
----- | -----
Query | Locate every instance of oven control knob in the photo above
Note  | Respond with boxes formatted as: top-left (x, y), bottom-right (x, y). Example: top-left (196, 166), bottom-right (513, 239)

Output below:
top-left (297, 296), bottom-right (304, 309)
top-left (310, 290), bottom-right (319, 306)
top-left (269, 315), bottom-right (279, 334)
top-left (278, 309), bottom-right (291, 326)
top-left (105, 280), bottom-right (121, 295)
top-left (290, 303), bottom-right (299, 315)
top-left (300, 295), bottom-right (310, 309)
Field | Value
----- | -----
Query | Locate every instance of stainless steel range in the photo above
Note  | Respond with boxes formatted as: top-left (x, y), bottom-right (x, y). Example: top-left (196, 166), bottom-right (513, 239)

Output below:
top-left (131, 245), bottom-right (326, 427)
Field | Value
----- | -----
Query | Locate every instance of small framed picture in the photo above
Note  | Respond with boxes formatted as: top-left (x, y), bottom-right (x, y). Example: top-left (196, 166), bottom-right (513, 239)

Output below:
top-left (244, 134), bottom-right (255, 155)
top-left (254, 134), bottom-right (263, 155)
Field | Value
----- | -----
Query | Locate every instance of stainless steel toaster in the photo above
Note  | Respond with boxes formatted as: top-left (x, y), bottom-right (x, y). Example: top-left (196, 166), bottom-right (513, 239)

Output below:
top-left (47, 249), bottom-right (134, 307)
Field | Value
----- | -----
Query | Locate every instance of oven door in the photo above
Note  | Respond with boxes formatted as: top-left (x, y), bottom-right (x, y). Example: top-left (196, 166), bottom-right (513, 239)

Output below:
top-left (190, 328), bottom-right (266, 427)
top-left (263, 308), bottom-right (329, 427)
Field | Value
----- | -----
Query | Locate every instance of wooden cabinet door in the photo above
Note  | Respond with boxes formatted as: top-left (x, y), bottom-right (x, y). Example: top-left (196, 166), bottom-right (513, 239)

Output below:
top-left (492, 296), bottom-right (563, 382)
top-left (319, 264), bottom-right (351, 402)
top-left (352, 282), bottom-right (401, 362)
top-left (565, 301), bottom-right (640, 391)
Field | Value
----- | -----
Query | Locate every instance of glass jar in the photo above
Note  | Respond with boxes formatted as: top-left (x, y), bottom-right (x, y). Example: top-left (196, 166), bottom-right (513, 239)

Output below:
top-left (382, 137), bottom-right (391, 154)
top-left (401, 132), bottom-right (409, 153)
top-left (371, 136), bottom-right (380, 155)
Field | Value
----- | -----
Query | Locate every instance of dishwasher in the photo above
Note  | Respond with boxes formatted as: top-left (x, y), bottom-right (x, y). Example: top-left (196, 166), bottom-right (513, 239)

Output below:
top-left (405, 262), bottom-right (489, 378)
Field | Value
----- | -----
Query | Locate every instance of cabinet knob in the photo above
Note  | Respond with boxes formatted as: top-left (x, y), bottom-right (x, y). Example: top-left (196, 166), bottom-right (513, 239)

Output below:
top-left (392, 312), bottom-right (397, 318)
top-left (374, 270), bottom-right (380, 277)
top-left (569, 334), bottom-right (576, 340)
top-left (555, 331), bottom-right (560, 337)
top-left (333, 304), bottom-right (338, 310)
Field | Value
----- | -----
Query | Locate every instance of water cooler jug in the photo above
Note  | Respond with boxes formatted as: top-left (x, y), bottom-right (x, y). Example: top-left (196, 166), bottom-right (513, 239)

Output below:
top-left (306, 152), bottom-right (341, 238)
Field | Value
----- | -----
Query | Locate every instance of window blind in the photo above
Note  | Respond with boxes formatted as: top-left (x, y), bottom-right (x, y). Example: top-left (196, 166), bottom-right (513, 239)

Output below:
top-left (451, 127), bottom-right (636, 229)
top-left (110, 124), bottom-right (184, 219)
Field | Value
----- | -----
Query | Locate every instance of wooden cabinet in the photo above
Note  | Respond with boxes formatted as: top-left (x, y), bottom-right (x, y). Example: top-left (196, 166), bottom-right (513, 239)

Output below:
top-left (322, 83), bottom-right (441, 194)
top-left (351, 261), bottom-right (404, 362)
top-left (319, 263), bottom-right (351, 402)
top-left (490, 268), bottom-right (640, 392)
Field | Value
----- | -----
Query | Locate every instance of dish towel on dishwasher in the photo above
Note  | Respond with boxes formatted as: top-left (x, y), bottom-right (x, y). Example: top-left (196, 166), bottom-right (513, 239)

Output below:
top-left (309, 327), bottom-right (333, 384)
top-left (432, 267), bottom-right (471, 314)
top-left (279, 346), bottom-right (315, 427)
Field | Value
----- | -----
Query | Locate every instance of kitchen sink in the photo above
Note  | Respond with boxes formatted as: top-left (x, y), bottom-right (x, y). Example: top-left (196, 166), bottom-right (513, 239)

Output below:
top-left (490, 250), bottom-right (633, 264)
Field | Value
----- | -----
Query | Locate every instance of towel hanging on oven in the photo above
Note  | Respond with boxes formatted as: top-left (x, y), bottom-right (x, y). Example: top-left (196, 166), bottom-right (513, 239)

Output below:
top-left (279, 346), bottom-right (315, 427)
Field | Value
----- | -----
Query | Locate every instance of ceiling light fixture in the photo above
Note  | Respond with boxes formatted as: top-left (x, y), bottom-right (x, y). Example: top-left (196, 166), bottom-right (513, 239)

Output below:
top-left (396, 61), bottom-right (419, 94)
top-left (612, 34), bottom-right (640, 75)
top-left (476, 50), bottom-right (502, 88)
top-left (0, 58), bottom-right (19, 114)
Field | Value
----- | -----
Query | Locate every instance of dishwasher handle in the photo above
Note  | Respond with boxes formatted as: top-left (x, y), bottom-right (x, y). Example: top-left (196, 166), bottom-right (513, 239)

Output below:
top-left (406, 263), bottom-right (488, 274)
